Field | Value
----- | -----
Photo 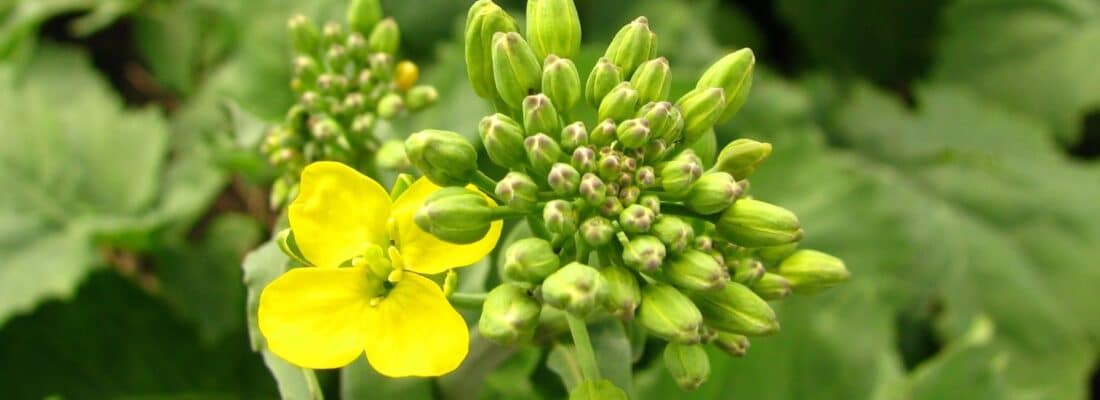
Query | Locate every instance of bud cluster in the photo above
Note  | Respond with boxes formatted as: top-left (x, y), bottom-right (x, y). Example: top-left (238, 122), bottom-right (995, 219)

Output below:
top-left (261, 0), bottom-right (438, 208)
top-left (404, 0), bottom-right (850, 394)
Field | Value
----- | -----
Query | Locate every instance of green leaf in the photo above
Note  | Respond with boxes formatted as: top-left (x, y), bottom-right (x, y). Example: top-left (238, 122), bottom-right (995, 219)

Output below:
top-left (546, 344), bottom-right (584, 391)
top-left (340, 357), bottom-right (433, 400)
top-left (0, 0), bottom-right (146, 60)
top-left (478, 347), bottom-right (545, 400)
top-left (588, 319), bottom-right (634, 398)
top-left (906, 316), bottom-right (1009, 400)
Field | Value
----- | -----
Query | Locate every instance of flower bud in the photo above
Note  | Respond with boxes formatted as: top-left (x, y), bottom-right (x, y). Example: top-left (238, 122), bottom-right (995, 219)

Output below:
top-left (570, 380), bottom-right (628, 400)
top-left (598, 82), bottom-right (640, 122)
top-left (660, 150), bottom-right (703, 194)
top-left (585, 57), bottom-right (623, 108)
top-left (502, 238), bottom-right (561, 283)
top-left (713, 138), bottom-right (771, 180)
top-left (599, 197), bottom-right (624, 217)
top-left (754, 243), bottom-right (798, 266)
top-left (589, 119), bottom-right (618, 146)
top-left (543, 199), bottom-right (578, 236)
top-left (524, 133), bottom-right (562, 178)
top-left (405, 130), bottom-right (478, 186)
top-left (697, 48), bottom-right (755, 123)
top-left (367, 18), bottom-right (400, 54)
top-left (492, 32), bottom-right (543, 109)
top-left (636, 167), bottom-right (657, 189)
top-left (676, 87), bottom-right (726, 145)
top-left (368, 53), bottom-right (394, 81)
top-left (775, 249), bottom-right (850, 294)
top-left (716, 199), bottom-right (803, 248)
top-left (376, 92), bottom-right (405, 118)
top-left (548, 162), bottom-right (581, 195)
top-left (663, 343), bottom-right (710, 391)
top-left (572, 174), bottom-right (604, 206)
top-left (522, 94), bottom-right (561, 138)
top-left (694, 282), bottom-right (779, 336)
top-left (750, 272), bottom-right (791, 300)
top-left (731, 257), bottom-right (765, 285)
top-left (375, 139), bottom-right (409, 170)
top-left (580, 216), bottom-right (615, 247)
top-left (560, 121), bottom-right (588, 151)
top-left (405, 85), bottom-right (438, 111)
top-left (638, 283), bottom-right (703, 344)
top-left (596, 152), bottom-right (622, 181)
top-left (414, 187), bottom-right (495, 244)
top-left (288, 14), bottom-right (320, 55)
top-left (666, 249), bottom-right (729, 291)
top-left (601, 264), bottom-right (641, 319)
top-left (346, 32), bottom-right (369, 61)
top-left (479, 283), bottom-right (541, 344)
top-left (651, 216), bottom-right (693, 254)
top-left (619, 204), bottom-right (655, 234)
top-left (541, 262), bottom-right (608, 316)
top-left (526, 0), bottom-right (582, 60)
top-left (540, 55), bottom-right (582, 114)
top-left (480, 113), bottom-right (527, 168)
top-left (638, 101), bottom-right (684, 144)
top-left (604, 17), bottom-right (657, 76)
top-left (622, 235), bottom-right (666, 273)
top-left (347, 0), bottom-right (383, 35)
top-left (572, 146), bottom-right (597, 173)
top-left (615, 118), bottom-right (651, 149)
top-left (631, 57), bottom-right (671, 103)
top-left (685, 172), bottom-right (741, 215)
top-left (712, 332), bottom-right (750, 357)
top-left (496, 172), bottom-right (539, 210)
top-left (322, 22), bottom-right (345, 49)
top-left (465, 0), bottom-right (520, 99)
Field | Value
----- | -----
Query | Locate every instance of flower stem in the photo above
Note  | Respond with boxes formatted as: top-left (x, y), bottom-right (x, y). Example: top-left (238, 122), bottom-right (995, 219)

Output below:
top-left (448, 292), bottom-right (488, 309)
top-left (303, 368), bottom-right (324, 400)
top-left (566, 313), bottom-right (601, 383)
top-left (471, 171), bottom-right (499, 198)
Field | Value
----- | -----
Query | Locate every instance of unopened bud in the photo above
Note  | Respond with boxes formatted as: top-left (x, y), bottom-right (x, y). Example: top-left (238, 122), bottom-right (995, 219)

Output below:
top-left (616, 118), bottom-right (651, 149)
top-left (541, 262), bottom-right (608, 316)
top-left (597, 152), bottom-right (622, 181)
top-left (604, 17), bottom-right (657, 76)
top-left (465, 0), bottom-right (520, 99)
top-left (502, 238), bottom-right (561, 283)
top-left (580, 216), bottom-right (615, 247)
top-left (585, 57), bottom-right (623, 109)
top-left (619, 204), bottom-right (655, 233)
top-left (638, 101), bottom-right (684, 144)
top-left (496, 172), bottom-right (539, 210)
top-left (621, 235), bottom-right (666, 273)
top-left (716, 199), bottom-right (803, 248)
top-left (660, 150), bottom-right (703, 194)
top-left (598, 82), bottom-right (640, 122)
top-left (589, 119), bottom-right (618, 146)
top-left (754, 243), bottom-right (798, 266)
top-left (599, 197), bottom-right (624, 217)
top-left (414, 187), bottom-right (495, 244)
top-left (636, 167), bottom-right (657, 189)
top-left (405, 130), bottom-right (478, 186)
top-left (548, 163), bottom-right (581, 195)
top-left (492, 32), bottom-right (542, 109)
top-left (713, 138), bottom-right (771, 180)
top-left (526, 0), bottom-right (582, 60)
top-left (731, 257), bottom-right (765, 284)
top-left (685, 172), bottom-right (741, 215)
top-left (479, 283), bottom-right (541, 344)
top-left (293, 56), bottom-right (321, 83)
top-left (578, 173), bottom-right (607, 205)
top-left (697, 48), bottom-right (754, 123)
top-left (602, 264), bottom-right (641, 319)
top-left (322, 22), bottom-right (345, 49)
top-left (375, 139), bottom-right (409, 170)
top-left (620, 185), bottom-right (641, 205)
top-left (524, 133), bottom-right (562, 178)
top-left (542, 56), bottom-right (582, 117)
top-left (663, 343), bottom-right (710, 391)
top-left (480, 113), bottom-right (527, 168)
top-left (369, 53), bottom-right (394, 81)
top-left (522, 94), bottom-right (561, 138)
top-left (288, 14), bottom-right (320, 55)
top-left (676, 87), bottom-right (726, 145)
top-left (376, 92), bottom-right (404, 118)
top-left (666, 250), bottom-right (729, 291)
top-left (775, 249), bottom-right (850, 294)
top-left (346, 33), bottom-right (369, 61)
top-left (638, 283), bottom-right (703, 344)
top-left (405, 85), bottom-right (437, 111)
top-left (694, 282), bottom-right (779, 336)
top-left (367, 18), bottom-right (400, 54)
top-left (347, 0), bottom-right (383, 35)
top-left (560, 121), bottom-right (588, 151)
top-left (712, 332), bottom-right (750, 357)
top-left (631, 57), bottom-right (671, 103)
top-left (750, 272), bottom-right (791, 300)
top-left (572, 146), bottom-right (597, 173)
top-left (543, 199), bottom-right (578, 236)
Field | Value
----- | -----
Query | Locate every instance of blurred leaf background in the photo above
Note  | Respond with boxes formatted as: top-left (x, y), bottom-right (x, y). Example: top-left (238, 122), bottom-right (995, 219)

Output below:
top-left (1, 0), bottom-right (1098, 398)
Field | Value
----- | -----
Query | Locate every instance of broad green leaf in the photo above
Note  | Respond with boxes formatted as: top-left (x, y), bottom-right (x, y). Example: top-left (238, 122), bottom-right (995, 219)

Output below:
top-left (546, 344), bottom-right (583, 391)
top-left (0, 0), bottom-right (146, 60)
top-left (341, 357), bottom-right (433, 400)
top-left (478, 347), bottom-right (545, 400)
top-left (588, 319), bottom-right (634, 398)
top-left (906, 317), bottom-right (1009, 400)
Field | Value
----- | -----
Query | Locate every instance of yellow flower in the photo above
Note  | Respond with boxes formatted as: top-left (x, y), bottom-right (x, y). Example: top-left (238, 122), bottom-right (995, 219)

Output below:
top-left (258, 161), bottom-right (502, 377)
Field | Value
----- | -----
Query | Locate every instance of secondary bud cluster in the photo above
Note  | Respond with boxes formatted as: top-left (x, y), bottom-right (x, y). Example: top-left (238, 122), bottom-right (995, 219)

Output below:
top-left (402, 0), bottom-right (849, 395)
top-left (261, 0), bottom-right (437, 208)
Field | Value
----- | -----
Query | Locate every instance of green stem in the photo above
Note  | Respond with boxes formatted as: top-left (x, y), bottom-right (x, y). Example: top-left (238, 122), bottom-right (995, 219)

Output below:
top-left (303, 368), bottom-right (324, 400)
top-left (527, 215), bottom-right (552, 239)
top-left (491, 206), bottom-right (531, 219)
top-left (448, 292), bottom-right (488, 309)
top-left (566, 313), bottom-right (602, 383)
top-left (471, 171), bottom-right (499, 198)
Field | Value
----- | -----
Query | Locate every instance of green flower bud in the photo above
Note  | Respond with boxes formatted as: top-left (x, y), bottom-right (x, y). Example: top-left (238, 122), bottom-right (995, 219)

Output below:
top-left (660, 150), bottom-right (703, 194)
top-left (638, 283), bottom-right (703, 344)
top-left (560, 121), bottom-right (588, 151)
top-left (695, 235), bottom-right (714, 252)
top-left (502, 238), bottom-right (561, 283)
top-left (663, 343), bottom-right (710, 391)
top-left (405, 85), bottom-right (438, 111)
top-left (572, 146), bottom-right (597, 173)
top-left (524, 133), bottom-right (562, 178)
top-left (598, 82), bottom-right (640, 122)
top-left (465, 0), bottom-right (520, 99)
top-left (479, 283), bottom-right (541, 344)
top-left (405, 130), bottom-right (478, 186)
top-left (666, 249), bottom-right (730, 291)
top-left (638, 101), bottom-right (684, 144)
top-left (602, 264), bottom-right (641, 319)
top-left (570, 380), bottom-right (629, 400)
top-left (775, 249), bottom-right (850, 294)
top-left (636, 167), bottom-right (657, 189)
top-left (542, 55), bottom-right (582, 114)
top-left (750, 272), bottom-right (791, 300)
top-left (731, 257), bottom-right (765, 285)
top-left (580, 216), bottom-right (615, 247)
top-left (541, 262), bottom-right (608, 316)
top-left (322, 22), bottom-right (345, 49)
top-left (676, 87), bottom-right (726, 145)
top-left (620, 185), bottom-right (641, 206)
top-left (548, 162), bottom-right (581, 195)
top-left (712, 332), bottom-right (750, 357)
top-left (375, 139), bottom-right (409, 170)
top-left (578, 173), bottom-right (607, 205)
top-left (526, 0), bottom-right (582, 60)
top-left (480, 113), bottom-right (527, 168)
top-left (713, 138), bottom-right (771, 180)
top-left (754, 243), bottom-right (798, 266)
top-left (604, 17), bottom-right (657, 76)
top-left (368, 53), bottom-right (394, 81)
top-left (620, 204), bottom-right (656, 234)
top-left (622, 235), bottom-right (666, 273)
top-left (367, 18), bottom-right (400, 54)
top-left (631, 57), bottom-right (671, 103)
top-left (293, 56), bottom-right (321, 83)
top-left (346, 33), bottom-right (369, 62)
top-left (543, 199), bottom-right (578, 237)
top-left (377, 92), bottom-right (405, 118)
top-left (693, 282), bottom-right (779, 336)
top-left (492, 32), bottom-right (543, 109)
top-left (414, 187), bottom-right (495, 244)
top-left (589, 119), bottom-right (618, 146)
top-left (347, 0), bottom-right (383, 35)
top-left (599, 197), bottom-right (624, 218)
top-left (496, 172), bottom-right (539, 211)
top-left (616, 118), bottom-right (651, 149)
top-left (685, 172), bottom-right (741, 215)
top-left (288, 14), bottom-right (320, 55)
top-left (522, 94), bottom-right (561, 138)
top-left (585, 57), bottom-right (623, 109)
top-left (697, 48), bottom-right (755, 123)
top-left (716, 199), bottom-right (803, 248)
top-left (597, 152), bottom-right (622, 181)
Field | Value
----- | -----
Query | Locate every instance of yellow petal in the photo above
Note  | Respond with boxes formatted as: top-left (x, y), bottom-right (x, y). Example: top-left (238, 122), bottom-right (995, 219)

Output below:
top-left (362, 274), bottom-right (469, 377)
top-left (258, 267), bottom-right (379, 369)
top-left (289, 161), bottom-right (391, 268)
top-left (389, 177), bottom-right (502, 274)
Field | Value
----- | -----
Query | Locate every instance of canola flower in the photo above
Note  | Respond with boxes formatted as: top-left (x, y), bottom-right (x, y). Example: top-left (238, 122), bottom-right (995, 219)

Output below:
top-left (257, 162), bottom-right (501, 376)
